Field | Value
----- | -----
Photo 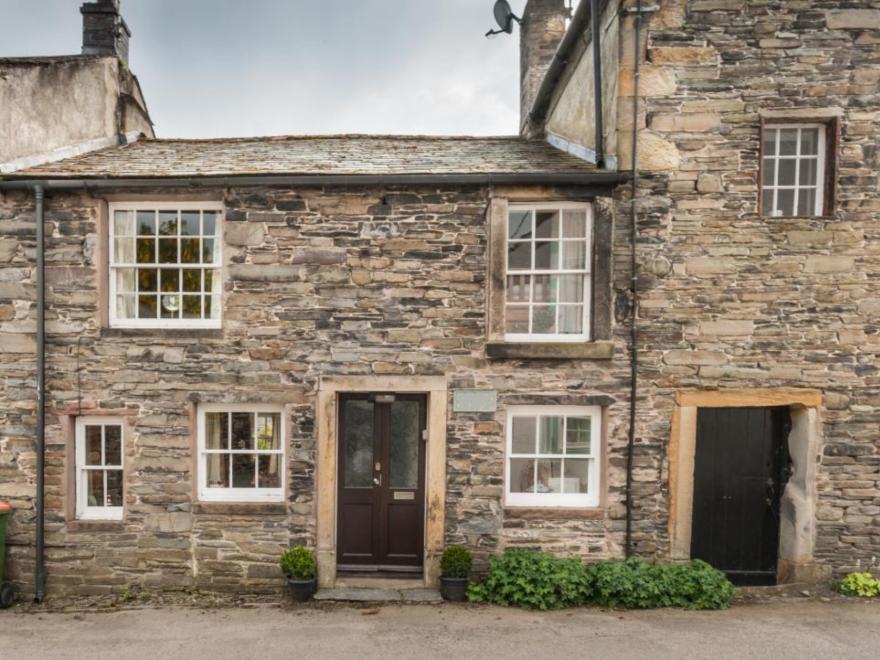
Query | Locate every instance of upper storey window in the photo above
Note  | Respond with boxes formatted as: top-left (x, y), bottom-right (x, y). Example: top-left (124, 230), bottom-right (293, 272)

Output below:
top-left (761, 124), bottom-right (826, 218)
top-left (505, 204), bottom-right (592, 342)
top-left (109, 202), bottom-right (222, 328)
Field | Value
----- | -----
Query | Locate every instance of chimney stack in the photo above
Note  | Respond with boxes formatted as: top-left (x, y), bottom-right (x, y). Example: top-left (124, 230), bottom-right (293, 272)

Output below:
top-left (520, 0), bottom-right (568, 133)
top-left (81, 0), bottom-right (131, 64)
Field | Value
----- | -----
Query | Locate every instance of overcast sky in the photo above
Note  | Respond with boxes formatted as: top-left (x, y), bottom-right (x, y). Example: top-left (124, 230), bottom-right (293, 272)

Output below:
top-left (0, 0), bottom-right (530, 138)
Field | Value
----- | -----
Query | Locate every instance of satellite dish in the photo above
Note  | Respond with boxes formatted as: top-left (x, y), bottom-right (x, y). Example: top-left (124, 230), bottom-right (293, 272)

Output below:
top-left (486, 0), bottom-right (521, 37)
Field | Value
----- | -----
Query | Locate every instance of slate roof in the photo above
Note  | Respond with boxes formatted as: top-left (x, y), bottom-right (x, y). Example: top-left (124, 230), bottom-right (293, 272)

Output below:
top-left (4, 135), bottom-right (598, 180)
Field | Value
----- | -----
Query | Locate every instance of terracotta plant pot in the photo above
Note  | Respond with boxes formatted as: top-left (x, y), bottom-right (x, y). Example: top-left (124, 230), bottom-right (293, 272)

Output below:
top-left (440, 576), bottom-right (468, 602)
top-left (287, 577), bottom-right (317, 602)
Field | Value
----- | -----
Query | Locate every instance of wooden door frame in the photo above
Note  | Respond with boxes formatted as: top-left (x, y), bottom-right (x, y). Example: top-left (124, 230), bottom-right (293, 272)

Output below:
top-left (668, 388), bottom-right (823, 583)
top-left (316, 376), bottom-right (448, 589)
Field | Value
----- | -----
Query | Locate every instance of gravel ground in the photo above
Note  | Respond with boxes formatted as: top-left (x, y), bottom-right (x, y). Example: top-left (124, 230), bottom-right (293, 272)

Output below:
top-left (1, 598), bottom-right (878, 660)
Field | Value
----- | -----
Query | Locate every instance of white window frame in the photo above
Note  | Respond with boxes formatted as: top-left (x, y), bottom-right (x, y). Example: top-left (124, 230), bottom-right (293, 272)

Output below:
top-left (108, 201), bottom-right (224, 330)
top-left (505, 405), bottom-right (601, 508)
top-left (761, 123), bottom-right (826, 217)
top-left (196, 404), bottom-right (286, 503)
top-left (504, 202), bottom-right (592, 343)
top-left (75, 416), bottom-right (125, 521)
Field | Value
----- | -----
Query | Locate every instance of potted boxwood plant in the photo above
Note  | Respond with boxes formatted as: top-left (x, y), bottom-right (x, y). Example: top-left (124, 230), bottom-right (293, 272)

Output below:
top-left (439, 545), bottom-right (471, 602)
top-left (280, 545), bottom-right (317, 602)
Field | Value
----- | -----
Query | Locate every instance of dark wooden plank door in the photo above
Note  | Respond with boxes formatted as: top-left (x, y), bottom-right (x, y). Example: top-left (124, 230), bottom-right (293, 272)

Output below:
top-left (690, 407), bottom-right (790, 586)
top-left (337, 393), bottom-right (426, 572)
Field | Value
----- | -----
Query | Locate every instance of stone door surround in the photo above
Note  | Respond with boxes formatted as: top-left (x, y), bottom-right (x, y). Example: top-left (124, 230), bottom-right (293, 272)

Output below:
top-left (315, 375), bottom-right (448, 589)
top-left (668, 388), bottom-right (822, 583)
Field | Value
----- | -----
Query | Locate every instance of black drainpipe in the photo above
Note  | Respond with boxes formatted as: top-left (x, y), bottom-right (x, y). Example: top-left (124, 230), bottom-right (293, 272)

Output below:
top-left (34, 184), bottom-right (46, 602)
top-left (624, 0), bottom-right (644, 560)
top-left (591, 0), bottom-right (604, 166)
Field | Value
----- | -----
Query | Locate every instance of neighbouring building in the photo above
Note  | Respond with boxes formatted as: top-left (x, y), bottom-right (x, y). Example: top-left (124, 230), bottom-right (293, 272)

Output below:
top-left (0, 0), bottom-right (878, 599)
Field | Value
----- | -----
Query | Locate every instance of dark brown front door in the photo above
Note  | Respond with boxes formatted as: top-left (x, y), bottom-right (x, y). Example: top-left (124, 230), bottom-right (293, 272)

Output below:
top-left (690, 407), bottom-right (791, 586)
top-left (337, 393), bottom-right (426, 572)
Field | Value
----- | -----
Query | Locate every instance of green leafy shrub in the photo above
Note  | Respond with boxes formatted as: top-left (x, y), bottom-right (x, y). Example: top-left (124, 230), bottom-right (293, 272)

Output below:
top-left (279, 545), bottom-right (317, 580)
top-left (467, 549), bottom-right (594, 610)
top-left (467, 550), bottom-right (733, 611)
top-left (837, 572), bottom-right (880, 597)
top-left (440, 545), bottom-right (472, 579)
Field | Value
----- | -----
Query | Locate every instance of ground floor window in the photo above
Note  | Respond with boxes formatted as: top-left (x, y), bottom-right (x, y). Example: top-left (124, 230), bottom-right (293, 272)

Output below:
top-left (196, 405), bottom-right (285, 502)
top-left (505, 406), bottom-right (601, 507)
top-left (75, 417), bottom-right (124, 520)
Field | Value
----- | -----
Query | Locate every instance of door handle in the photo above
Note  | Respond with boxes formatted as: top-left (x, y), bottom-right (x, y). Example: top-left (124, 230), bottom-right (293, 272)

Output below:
top-left (373, 475), bottom-right (382, 487)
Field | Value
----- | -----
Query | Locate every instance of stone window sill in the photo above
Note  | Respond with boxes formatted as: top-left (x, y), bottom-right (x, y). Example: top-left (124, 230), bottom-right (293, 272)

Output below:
top-left (192, 502), bottom-right (287, 516)
top-left (101, 327), bottom-right (224, 340)
top-left (486, 341), bottom-right (614, 360)
top-left (504, 507), bottom-right (605, 521)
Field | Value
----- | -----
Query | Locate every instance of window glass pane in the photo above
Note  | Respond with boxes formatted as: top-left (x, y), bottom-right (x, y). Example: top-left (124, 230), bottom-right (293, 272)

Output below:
top-left (232, 454), bottom-right (256, 488)
top-left (777, 189), bottom-right (795, 216)
top-left (762, 129), bottom-right (777, 155)
top-left (206, 453), bottom-right (230, 488)
top-left (182, 269), bottom-right (202, 292)
top-left (539, 417), bottom-right (563, 454)
top-left (208, 294), bottom-right (221, 319)
top-left (536, 459), bottom-right (562, 493)
top-left (158, 211), bottom-right (178, 236)
top-left (509, 458), bottom-right (535, 493)
top-left (181, 238), bottom-right (200, 264)
top-left (799, 158), bottom-right (817, 186)
top-left (798, 188), bottom-right (816, 216)
top-left (506, 274), bottom-right (530, 303)
top-left (563, 459), bottom-right (589, 494)
top-left (566, 418), bottom-right (591, 455)
top-left (762, 159), bottom-right (775, 186)
top-left (116, 295), bottom-right (135, 319)
top-left (778, 129), bottom-right (798, 155)
top-left (114, 210), bottom-right (133, 236)
top-left (256, 413), bottom-right (280, 450)
top-left (205, 412), bottom-right (228, 450)
top-left (138, 268), bottom-right (157, 292)
top-left (137, 211), bottom-right (156, 235)
top-left (160, 269), bottom-right (180, 292)
top-left (85, 426), bottom-right (102, 466)
top-left (800, 128), bottom-right (819, 156)
top-left (533, 275), bottom-right (557, 303)
top-left (531, 305), bottom-right (557, 334)
top-left (562, 210), bottom-right (586, 238)
top-left (181, 211), bottom-right (200, 236)
top-left (104, 425), bottom-right (122, 465)
top-left (258, 455), bottom-right (280, 488)
top-left (202, 238), bottom-right (217, 264)
top-left (390, 400), bottom-right (420, 489)
top-left (505, 305), bottom-right (529, 334)
top-left (559, 305), bottom-right (584, 334)
top-left (202, 211), bottom-right (217, 236)
top-left (535, 211), bottom-right (559, 238)
top-left (159, 238), bottom-right (178, 263)
top-left (778, 159), bottom-right (796, 186)
top-left (138, 295), bottom-right (158, 318)
top-left (534, 242), bottom-right (559, 270)
top-left (761, 192), bottom-right (774, 216)
top-left (508, 211), bottom-right (532, 239)
top-left (160, 294), bottom-right (181, 318)
top-left (559, 275), bottom-right (584, 303)
top-left (87, 469), bottom-right (105, 507)
top-left (231, 412), bottom-right (254, 450)
top-left (343, 399), bottom-right (373, 488)
top-left (114, 238), bottom-right (134, 263)
top-left (106, 470), bottom-right (123, 506)
top-left (136, 238), bottom-right (155, 263)
top-left (511, 417), bottom-right (536, 454)
top-left (562, 241), bottom-right (587, 270)
top-left (183, 295), bottom-right (202, 319)
top-left (116, 268), bottom-right (136, 293)
top-left (507, 242), bottom-right (531, 270)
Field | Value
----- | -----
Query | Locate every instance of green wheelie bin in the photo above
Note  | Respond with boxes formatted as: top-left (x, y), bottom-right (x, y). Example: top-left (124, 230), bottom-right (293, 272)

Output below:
top-left (0, 501), bottom-right (14, 608)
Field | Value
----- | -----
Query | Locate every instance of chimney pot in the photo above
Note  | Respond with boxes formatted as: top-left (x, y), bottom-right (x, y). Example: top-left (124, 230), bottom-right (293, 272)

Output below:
top-left (520, 0), bottom-right (569, 134)
top-left (81, 0), bottom-right (131, 64)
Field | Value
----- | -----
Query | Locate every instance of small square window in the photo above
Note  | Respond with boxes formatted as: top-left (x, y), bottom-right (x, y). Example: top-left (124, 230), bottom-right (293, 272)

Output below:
top-left (761, 124), bottom-right (829, 217)
top-left (505, 406), bottom-right (601, 508)
top-left (75, 418), bottom-right (125, 520)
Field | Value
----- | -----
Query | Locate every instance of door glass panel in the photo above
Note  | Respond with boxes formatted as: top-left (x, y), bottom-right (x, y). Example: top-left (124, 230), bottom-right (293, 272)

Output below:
top-left (343, 399), bottom-right (373, 488)
top-left (390, 400), bottom-right (419, 489)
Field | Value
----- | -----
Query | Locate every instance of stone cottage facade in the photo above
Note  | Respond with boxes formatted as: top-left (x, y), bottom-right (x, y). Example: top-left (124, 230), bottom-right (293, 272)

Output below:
top-left (1, 0), bottom-right (878, 599)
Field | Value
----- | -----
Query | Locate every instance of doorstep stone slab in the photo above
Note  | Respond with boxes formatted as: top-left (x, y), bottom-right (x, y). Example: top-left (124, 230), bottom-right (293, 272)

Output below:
top-left (314, 588), bottom-right (442, 603)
